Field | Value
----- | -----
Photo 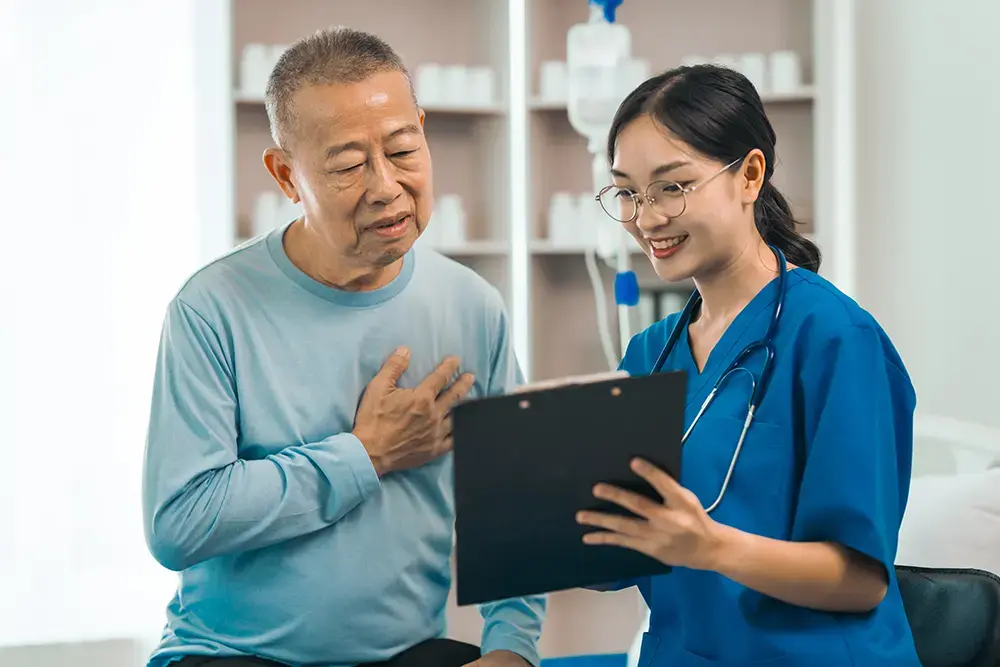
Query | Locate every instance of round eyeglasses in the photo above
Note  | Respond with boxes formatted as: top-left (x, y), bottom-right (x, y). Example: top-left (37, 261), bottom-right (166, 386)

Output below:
top-left (596, 157), bottom-right (742, 223)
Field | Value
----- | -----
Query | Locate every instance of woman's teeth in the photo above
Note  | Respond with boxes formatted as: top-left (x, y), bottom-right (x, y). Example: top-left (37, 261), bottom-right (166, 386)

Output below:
top-left (649, 236), bottom-right (686, 250)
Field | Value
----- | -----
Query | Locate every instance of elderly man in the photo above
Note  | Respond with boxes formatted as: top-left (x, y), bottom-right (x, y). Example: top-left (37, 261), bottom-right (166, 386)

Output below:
top-left (142, 26), bottom-right (546, 667)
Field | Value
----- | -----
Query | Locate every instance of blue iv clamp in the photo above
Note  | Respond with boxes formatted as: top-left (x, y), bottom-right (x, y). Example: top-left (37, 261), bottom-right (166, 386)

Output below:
top-left (614, 270), bottom-right (640, 308)
top-left (591, 0), bottom-right (624, 22)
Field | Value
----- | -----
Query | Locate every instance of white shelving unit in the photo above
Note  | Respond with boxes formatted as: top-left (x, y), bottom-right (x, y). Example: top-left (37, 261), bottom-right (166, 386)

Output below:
top-left (210, 0), bottom-right (855, 658)
top-left (223, 0), bottom-right (851, 385)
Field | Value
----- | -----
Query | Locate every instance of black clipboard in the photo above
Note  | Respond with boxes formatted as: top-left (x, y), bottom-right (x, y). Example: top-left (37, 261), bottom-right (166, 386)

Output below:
top-left (451, 370), bottom-right (687, 606)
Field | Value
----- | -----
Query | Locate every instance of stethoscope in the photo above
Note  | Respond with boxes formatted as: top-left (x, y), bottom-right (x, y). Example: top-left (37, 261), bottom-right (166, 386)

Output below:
top-left (651, 245), bottom-right (787, 513)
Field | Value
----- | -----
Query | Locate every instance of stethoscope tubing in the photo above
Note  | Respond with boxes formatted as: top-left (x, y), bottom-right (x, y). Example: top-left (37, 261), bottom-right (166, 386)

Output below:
top-left (650, 245), bottom-right (788, 512)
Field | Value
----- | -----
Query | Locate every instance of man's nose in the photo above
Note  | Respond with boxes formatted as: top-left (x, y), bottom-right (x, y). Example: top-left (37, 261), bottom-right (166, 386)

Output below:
top-left (364, 155), bottom-right (403, 205)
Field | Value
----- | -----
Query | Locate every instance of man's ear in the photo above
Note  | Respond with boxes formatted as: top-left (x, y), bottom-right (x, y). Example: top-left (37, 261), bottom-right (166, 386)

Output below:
top-left (418, 106), bottom-right (426, 127)
top-left (263, 147), bottom-right (300, 203)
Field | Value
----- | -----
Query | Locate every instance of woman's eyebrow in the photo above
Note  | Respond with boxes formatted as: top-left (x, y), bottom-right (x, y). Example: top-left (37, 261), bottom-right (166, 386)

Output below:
top-left (610, 159), bottom-right (691, 181)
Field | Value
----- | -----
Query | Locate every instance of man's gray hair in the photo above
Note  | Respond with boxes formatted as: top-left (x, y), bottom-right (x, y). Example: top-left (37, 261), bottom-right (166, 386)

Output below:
top-left (264, 26), bottom-right (414, 148)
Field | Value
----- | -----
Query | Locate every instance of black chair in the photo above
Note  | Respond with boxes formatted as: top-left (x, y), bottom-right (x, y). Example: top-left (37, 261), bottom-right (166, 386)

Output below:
top-left (897, 565), bottom-right (1000, 667)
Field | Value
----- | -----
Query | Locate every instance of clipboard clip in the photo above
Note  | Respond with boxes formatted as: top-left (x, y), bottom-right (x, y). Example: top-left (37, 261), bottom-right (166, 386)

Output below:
top-left (511, 370), bottom-right (631, 408)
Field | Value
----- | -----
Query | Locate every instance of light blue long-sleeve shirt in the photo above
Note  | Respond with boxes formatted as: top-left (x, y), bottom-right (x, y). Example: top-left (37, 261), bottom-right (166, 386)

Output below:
top-left (142, 224), bottom-right (546, 667)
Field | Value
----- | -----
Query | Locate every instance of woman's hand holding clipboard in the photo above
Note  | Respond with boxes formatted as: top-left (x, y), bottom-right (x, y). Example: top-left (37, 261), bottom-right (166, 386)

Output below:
top-left (451, 366), bottom-right (688, 605)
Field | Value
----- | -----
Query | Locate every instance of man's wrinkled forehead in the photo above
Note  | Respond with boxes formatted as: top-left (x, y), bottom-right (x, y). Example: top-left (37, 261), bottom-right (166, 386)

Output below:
top-left (288, 76), bottom-right (418, 147)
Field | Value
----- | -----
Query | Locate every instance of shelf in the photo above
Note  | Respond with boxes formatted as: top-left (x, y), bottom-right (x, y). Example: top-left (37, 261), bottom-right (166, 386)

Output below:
top-left (760, 86), bottom-right (816, 103)
top-left (530, 240), bottom-right (643, 256)
top-left (424, 240), bottom-right (509, 257)
top-left (529, 98), bottom-right (568, 111)
top-left (230, 236), bottom-right (510, 257)
top-left (234, 91), bottom-right (505, 116)
top-left (529, 86), bottom-right (814, 112)
top-left (420, 103), bottom-right (506, 116)
top-left (233, 91), bottom-right (267, 105)
top-left (530, 242), bottom-right (693, 291)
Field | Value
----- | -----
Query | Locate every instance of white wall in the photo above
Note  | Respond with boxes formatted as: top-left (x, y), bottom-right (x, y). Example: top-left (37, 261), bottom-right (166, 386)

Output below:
top-left (2, 0), bottom-right (230, 651)
top-left (854, 0), bottom-right (1000, 459)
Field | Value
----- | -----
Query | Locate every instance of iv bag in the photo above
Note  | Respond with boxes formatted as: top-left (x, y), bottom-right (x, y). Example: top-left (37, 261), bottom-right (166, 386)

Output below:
top-left (566, 4), bottom-right (650, 154)
top-left (566, 6), bottom-right (630, 151)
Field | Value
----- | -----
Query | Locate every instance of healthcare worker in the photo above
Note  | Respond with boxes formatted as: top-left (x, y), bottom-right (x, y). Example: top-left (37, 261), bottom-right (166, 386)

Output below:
top-left (574, 65), bottom-right (922, 666)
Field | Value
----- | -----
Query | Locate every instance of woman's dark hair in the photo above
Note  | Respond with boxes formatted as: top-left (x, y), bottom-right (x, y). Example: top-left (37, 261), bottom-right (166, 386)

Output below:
top-left (607, 64), bottom-right (821, 273)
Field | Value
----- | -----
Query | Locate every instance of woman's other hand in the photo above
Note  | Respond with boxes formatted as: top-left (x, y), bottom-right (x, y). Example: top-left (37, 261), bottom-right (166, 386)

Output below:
top-left (576, 457), bottom-right (725, 571)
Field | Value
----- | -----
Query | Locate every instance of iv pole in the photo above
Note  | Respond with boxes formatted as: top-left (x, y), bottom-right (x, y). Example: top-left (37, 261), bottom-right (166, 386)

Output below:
top-left (570, 0), bottom-right (640, 367)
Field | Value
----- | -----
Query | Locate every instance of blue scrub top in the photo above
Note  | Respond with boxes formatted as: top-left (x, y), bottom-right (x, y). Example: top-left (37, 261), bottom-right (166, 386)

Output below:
top-left (617, 269), bottom-right (921, 667)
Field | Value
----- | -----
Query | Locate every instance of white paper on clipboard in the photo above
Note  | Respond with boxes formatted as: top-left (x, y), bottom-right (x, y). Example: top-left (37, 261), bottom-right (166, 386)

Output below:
top-left (511, 370), bottom-right (630, 395)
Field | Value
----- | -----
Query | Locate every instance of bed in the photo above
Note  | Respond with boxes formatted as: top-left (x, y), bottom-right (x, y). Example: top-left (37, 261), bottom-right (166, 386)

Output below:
top-left (896, 414), bottom-right (1000, 575)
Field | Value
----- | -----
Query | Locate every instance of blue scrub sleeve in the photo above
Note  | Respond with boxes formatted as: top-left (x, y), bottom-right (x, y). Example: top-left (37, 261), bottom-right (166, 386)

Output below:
top-left (790, 323), bottom-right (915, 573)
top-left (477, 304), bottom-right (547, 667)
top-left (143, 299), bottom-right (381, 572)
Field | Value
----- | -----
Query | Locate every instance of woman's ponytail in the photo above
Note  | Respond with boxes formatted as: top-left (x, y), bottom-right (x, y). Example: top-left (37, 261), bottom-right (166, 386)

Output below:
top-left (754, 181), bottom-right (821, 273)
